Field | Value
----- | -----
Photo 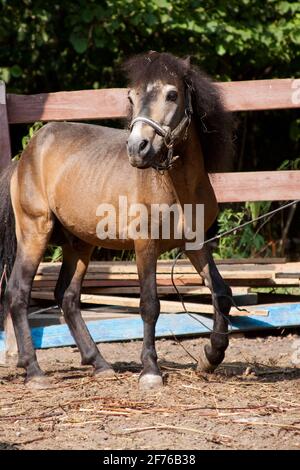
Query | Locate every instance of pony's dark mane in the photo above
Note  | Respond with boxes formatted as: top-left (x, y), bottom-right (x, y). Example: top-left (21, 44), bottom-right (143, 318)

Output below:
top-left (123, 52), bottom-right (234, 172)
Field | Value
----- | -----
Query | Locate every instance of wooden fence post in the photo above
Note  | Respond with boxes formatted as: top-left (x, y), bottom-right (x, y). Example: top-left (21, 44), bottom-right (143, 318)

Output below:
top-left (0, 80), bottom-right (11, 171)
top-left (0, 81), bottom-right (15, 365)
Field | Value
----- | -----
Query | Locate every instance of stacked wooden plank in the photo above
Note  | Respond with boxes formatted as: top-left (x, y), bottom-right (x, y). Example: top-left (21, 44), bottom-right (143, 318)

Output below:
top-left (32, 259), bottom-right (300, 296)
top-left (27, 258), bottom-right (300, 326)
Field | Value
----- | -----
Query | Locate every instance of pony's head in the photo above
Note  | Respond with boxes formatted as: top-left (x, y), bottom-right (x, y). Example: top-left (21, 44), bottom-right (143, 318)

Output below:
top-left (123, 52), bottom-right (234, 171)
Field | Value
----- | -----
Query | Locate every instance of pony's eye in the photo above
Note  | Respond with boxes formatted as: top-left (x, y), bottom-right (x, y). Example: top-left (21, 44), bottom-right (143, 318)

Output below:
top-left (128, 95), bottom-right (133, 105)
top-left (166, 90), bottom-right (178, 102)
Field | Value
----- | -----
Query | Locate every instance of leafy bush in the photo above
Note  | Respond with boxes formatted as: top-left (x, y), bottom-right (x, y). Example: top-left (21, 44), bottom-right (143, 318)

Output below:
top-left (1, 0), bottom-right (300, 93)
top-left (214, 203), bottom-right (271, 259)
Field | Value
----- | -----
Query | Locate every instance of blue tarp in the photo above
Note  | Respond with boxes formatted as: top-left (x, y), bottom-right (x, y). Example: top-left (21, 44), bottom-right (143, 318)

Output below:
top-left (1, 303), bottom-right (300, 351)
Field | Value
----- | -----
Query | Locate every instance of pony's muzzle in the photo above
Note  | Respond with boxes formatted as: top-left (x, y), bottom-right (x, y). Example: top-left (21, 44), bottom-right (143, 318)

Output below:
top-left (126, 136), bottom-right (152, 168)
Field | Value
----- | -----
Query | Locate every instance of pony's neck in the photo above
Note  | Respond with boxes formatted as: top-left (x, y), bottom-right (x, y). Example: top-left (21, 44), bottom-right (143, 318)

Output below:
top-left (164, 119), bottom-right (218, 230)
top-left (167, 120), bottom-right (208, 203)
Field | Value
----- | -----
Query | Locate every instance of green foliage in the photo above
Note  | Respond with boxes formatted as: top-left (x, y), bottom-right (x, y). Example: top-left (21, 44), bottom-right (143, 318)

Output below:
top-left (112, 250), bottom-right (136, 261)
top-left (245, 201), bottom-right (271, 227)
top-left (44, 246), bottom-right (63, 262)
top-left (1, 0), bottom-right (299, 94)
top-left (159, 249), bottom-right (179, 260)
top-left (290, 119), bottom-right (300, 143)
top-left (13, 121), bottom-right (44, 160)
top-left (213, 204), bottom-right (271, 259)
top-left (21, 121), bottom-right (44, 150)
top-left (278, 156), bottom-right (300, 170)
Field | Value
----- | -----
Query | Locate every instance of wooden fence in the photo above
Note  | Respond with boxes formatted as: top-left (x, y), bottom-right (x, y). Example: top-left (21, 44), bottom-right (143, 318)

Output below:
top-left (1, 78), bottom-right (300, 202)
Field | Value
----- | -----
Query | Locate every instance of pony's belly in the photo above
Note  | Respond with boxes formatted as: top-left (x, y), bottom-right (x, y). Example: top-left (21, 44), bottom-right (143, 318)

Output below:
top-left (52, 218), bottom-right (185, 252)
top-left (51, 205), bottom-right (186, 252)
top-left (52, 192), bottom-right (204, 252)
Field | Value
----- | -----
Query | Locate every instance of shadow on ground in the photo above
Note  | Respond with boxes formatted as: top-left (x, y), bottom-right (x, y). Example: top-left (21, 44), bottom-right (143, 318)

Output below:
top-left (0, 442), bottom-right (18, 450)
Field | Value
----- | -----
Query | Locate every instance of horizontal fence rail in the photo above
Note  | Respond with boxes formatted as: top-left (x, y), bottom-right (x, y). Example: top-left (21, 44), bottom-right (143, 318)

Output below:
top-left (1, 78), bottom-right (300, 202)
top-left (209, 171), bottom-right (300, 202)
top-left (7, 88), bottom-right (129, 124)
top-left (218, 79), bottom-right (300, 112)
top-left (6, 78), bottom-right (300, 124)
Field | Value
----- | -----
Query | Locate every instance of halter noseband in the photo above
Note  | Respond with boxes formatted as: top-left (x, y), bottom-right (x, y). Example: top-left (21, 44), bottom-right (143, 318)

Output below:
top-left (129, 83), bottom-right (193, 172)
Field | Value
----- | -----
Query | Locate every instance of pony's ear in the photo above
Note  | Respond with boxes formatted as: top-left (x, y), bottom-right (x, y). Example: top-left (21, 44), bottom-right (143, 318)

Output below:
top-left (148, 50), bottom-right (159, 62)
top-left (183, 56), bottom-right (191, 68)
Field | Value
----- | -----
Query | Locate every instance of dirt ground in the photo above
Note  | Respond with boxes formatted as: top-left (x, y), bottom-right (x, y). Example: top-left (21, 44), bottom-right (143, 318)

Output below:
top-left (0, 332), bottom-right (300, 450)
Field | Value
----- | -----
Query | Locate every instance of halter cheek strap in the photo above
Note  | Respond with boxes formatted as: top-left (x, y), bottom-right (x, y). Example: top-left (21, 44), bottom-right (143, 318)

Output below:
top-left (130, 83), bottom-right (193, 172)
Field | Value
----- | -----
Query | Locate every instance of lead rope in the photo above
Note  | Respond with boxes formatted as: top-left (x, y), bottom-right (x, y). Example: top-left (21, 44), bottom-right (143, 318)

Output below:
top-left (170, 199), bottom-right (300, 336)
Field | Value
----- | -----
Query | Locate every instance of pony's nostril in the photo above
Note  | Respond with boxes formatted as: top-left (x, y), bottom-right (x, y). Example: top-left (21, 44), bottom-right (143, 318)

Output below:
top-left (139, 139), bottom-right (149, 154)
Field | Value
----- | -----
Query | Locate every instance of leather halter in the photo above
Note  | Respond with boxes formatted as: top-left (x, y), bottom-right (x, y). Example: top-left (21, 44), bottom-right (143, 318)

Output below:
top-left (130, 83), bottom-right (193, 172)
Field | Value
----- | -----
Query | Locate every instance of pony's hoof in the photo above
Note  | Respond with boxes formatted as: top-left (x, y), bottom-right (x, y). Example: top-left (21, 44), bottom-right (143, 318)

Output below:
top-left (197, 347), bottom-right (217, 373)
top-left (93, 367), bottom-right (115, 378)
top-left (139, 374), bottom-right (163, 390)
top-left (25, 375), bottom-right (52, 390)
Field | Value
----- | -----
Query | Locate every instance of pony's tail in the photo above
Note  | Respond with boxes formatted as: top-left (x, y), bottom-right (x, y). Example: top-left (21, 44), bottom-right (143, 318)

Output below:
top-left (0, 162), bottom-right (17, 315)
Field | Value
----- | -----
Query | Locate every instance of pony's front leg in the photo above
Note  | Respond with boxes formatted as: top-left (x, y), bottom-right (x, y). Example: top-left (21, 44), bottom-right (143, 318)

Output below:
top-left (185, 246), bottom-right (232, 372)
top-left (135, 240), bottom-right (162, 390)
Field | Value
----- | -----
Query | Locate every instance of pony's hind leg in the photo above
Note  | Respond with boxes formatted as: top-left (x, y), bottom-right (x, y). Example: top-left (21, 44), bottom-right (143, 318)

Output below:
top-left (185, 246), bottom-right (232, 372)
top-left (135, 240), bottom-right (162, 390)
top-left (5, 218), bottom-right (54, 388)
top-left (55, 242), bottom-right (114, 376)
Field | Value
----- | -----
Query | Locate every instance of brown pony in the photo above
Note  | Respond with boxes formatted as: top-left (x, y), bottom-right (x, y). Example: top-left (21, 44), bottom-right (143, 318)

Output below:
top-left (0, 52), bottom-right (233, 390)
